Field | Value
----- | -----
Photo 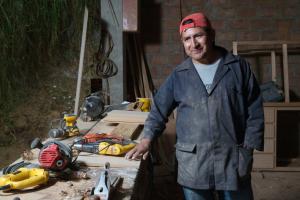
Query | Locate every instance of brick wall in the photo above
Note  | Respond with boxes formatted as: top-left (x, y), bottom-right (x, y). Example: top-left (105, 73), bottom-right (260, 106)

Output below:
top-left (140, 0), bottom-right (300, 100)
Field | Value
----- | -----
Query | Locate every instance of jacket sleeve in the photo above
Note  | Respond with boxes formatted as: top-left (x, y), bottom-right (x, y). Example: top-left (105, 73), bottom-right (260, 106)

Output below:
top-left (142, 73), bottom-right (177, 140)
top-left (242, 60), bottom-right (264, 151)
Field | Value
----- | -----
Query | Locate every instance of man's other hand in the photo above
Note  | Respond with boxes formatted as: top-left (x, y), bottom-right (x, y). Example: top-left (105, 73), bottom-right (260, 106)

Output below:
top-left (125, 138), bottom-right (151, 160)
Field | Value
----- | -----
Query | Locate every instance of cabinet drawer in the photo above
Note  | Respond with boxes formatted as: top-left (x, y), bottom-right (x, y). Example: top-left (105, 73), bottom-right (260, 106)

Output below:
top-left (253, 154), bottom-right (274, 169)
top-left (264, 108), bottom-right (275, 123)
top-left (264, 124), bottom-right (275, 138)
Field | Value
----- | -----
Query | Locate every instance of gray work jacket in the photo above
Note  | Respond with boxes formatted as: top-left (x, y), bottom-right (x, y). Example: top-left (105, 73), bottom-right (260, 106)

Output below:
top-left (142, 47), bottom-right (264, 190)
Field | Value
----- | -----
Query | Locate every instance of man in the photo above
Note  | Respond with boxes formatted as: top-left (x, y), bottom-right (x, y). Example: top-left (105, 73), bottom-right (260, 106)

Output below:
top-left (126, 12), bottom-right (264, 200)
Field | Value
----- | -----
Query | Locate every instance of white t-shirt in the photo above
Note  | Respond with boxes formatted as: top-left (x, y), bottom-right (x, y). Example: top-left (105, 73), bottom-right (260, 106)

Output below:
top-left (193, 58), bottom-right (221, 92)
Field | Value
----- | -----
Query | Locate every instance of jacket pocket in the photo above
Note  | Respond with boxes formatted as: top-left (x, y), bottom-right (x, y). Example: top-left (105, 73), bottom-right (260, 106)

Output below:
top-left (237, 146), bottom-right (253, 179)
top-left (175, 142), bottom-right (197, 180)
top-left (175, 142), bottom-right (196, 153)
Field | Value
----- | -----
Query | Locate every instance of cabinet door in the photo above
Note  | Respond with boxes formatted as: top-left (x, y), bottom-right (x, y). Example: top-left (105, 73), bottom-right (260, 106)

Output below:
top-left (253, 154), bottom-right (274, 169)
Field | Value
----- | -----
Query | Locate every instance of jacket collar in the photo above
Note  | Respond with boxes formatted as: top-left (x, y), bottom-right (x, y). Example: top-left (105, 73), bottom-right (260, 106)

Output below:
top-left (175, 46), bottom-right (239, 95)
top-left (176, 46), bottom-right (238, 72)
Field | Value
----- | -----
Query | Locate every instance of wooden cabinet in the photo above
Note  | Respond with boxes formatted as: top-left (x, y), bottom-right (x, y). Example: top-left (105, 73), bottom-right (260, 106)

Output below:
top-left (253, 107), bottom-right (276, 169)
top-left (253, 103), bottom-right (300, 171)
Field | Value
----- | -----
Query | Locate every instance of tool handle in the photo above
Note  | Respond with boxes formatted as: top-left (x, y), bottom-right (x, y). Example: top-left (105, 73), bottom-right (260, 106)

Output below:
top-left (73, 143), bottom-right (98, 153)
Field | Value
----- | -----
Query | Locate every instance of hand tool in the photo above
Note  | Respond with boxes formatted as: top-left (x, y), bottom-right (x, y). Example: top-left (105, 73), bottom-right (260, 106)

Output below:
top-left (48, 113), bottom-right (79, 138)
top-left (91, 162), bottom-right (121, 200)
top-left (80, 92), bottom-right (105, 122)
top-left (0, 168), bottom-right (49, 191)
top-left (137, 98), bottom-right (151, 112)
top-left (73, 139), bottom-right (136, 156)
top-left (73, 133), bottom-right (124, 144)
top-left (31, 138), bottom-right (75, 171)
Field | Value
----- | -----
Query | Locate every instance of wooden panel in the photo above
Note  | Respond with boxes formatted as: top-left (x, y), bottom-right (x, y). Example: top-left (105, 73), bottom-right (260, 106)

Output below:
top-left (264, 107), bottom-right (275, 123)
top-left (253, 154), bottom-right (274, 169)
top-left (264, 138), bottom-right (275, 153)
top-left (255, 138), bottom-right (275, 153)
top-left (264, 123), bottom-right (275, 138)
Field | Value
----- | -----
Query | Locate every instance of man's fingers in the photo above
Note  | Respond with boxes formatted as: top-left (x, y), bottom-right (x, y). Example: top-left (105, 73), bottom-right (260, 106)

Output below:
top-left (132, 150), bottom-right (143, 160)
top-left (125, 148), bottom-right (137, 160)
top-left (142, 151), bottom-right (149, 160)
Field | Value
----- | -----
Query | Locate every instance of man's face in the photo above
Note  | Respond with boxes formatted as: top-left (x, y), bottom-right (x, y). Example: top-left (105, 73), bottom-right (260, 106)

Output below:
top-left (181, 27), bottom-right (214, 64)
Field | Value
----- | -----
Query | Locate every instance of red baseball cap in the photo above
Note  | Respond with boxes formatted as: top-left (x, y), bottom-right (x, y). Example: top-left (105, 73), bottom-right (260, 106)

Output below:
top-left (179, 12), bottom-right (212, 34)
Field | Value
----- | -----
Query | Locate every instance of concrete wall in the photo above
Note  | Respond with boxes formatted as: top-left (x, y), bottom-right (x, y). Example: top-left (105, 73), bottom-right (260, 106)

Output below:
top-left (140, 0), bottom-right (300, 100)
top-left (101, 0), bottom-right (124, 104)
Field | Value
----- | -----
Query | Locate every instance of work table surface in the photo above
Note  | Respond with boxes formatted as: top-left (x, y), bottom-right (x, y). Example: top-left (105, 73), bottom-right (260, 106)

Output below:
top-left (0, 118), bottom-right (145, 200)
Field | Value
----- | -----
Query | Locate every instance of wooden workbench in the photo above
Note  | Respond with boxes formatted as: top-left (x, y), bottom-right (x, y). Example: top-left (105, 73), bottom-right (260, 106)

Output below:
top-left (0, 117), bottom-right (150, 200)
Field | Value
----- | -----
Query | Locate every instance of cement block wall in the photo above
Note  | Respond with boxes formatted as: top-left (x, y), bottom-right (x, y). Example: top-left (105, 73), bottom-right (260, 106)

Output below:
top-left (140, 0), bottom-right (300, 100)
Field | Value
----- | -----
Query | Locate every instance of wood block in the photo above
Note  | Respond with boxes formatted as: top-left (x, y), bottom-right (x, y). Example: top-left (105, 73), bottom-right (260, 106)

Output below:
top-left (102, 110), bottom-right (149, 124)
top-left (111, 123), bottom-right (142, 140)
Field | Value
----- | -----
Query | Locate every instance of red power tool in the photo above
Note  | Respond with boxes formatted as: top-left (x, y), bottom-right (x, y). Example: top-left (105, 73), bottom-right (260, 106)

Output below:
top-left (73, 133), bottom-right (124, 144)
top-left (31, 138), bottom-right (74, 171)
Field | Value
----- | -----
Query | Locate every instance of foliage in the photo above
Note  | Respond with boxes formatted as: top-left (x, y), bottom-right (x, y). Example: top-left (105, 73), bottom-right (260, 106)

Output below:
top-left (0, 0), bottom-right (98, 113)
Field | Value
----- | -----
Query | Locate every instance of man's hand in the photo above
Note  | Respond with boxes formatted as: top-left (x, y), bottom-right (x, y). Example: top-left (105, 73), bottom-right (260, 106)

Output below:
top-left (125, 138), bottom-right (151, 160)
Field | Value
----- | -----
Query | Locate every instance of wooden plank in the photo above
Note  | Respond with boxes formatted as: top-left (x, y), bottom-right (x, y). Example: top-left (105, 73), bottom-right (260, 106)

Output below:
top-left (264, 102), bottom-right (300, 107)
top-left (234, 40), bottom-right (300, 45)
top-left (264, 107), bottom-right (275, 123)
top-left (76, 153), bottom-right (140, 168)
top-left (232, 41), bottom-right (238, 55)
top-left (102, 110), bottom-right (149, 124)
top-left (264, 124), bottom-right (275, 138)
top-left (111, 123), bottom-right (142, 140)
top-left (282, 44), bottom-right (290, 103)
top-left (271, 51), bottom-right (276, 82)
top-left (253, 154), bottom-right (275, 169)
top-left (254, 138), bottom-right (275, 153)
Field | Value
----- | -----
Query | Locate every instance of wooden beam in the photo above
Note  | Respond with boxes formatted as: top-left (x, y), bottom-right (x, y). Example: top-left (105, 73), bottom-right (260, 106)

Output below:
top-left (282, 44), bottom-right (290, 103)
top-left (232, 41), bottom-right (238, 55)
top-left (234, 40), bottom-right (300, 45)
top-left (271, 51), bottom-right (276, 82)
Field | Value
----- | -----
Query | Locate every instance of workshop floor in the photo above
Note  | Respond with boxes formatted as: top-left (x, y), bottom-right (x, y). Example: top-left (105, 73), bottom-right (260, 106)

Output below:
top-left (150, 167), bottom-right (300, 200)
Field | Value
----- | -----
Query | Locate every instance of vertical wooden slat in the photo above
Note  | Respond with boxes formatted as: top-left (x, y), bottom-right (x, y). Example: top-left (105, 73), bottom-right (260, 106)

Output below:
top-left (232, 41), bottom-right (238, 55)
top-left (282, 44), bottom-right (290, 102)
top-left (271, 51), bottom-right (276, 82)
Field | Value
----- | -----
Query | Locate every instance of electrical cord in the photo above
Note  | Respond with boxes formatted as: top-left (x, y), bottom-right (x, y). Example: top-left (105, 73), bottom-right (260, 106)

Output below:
top-left (93, 30), bottom-right (118, 79)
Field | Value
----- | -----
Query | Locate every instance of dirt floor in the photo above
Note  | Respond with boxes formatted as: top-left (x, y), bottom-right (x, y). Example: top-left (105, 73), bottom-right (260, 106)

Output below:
top-left (0, 58), bottom-right (90, 169)
top-left (150, 165), bottom-right (300, 200)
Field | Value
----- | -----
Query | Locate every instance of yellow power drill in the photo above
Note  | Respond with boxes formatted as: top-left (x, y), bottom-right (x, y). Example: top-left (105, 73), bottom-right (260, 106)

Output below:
top-left (48, 113), bottom-right (79, 138)
top-left (73, 140), bottom-right (136, 156)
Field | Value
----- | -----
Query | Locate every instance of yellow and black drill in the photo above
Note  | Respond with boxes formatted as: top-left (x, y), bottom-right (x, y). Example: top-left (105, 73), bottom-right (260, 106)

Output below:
top-left (48, 113), bottom-right (79, 138)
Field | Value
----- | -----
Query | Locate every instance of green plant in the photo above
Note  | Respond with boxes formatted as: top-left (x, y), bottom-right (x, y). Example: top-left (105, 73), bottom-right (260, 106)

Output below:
top-left (0, 0), bottom-right (98, 113)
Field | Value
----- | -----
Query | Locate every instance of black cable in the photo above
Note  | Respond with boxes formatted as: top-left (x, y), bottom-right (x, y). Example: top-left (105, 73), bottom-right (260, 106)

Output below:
top-left (93, 30), bottom-right (118, 79)
top-left (1, 161), bottom-right (31, 174)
